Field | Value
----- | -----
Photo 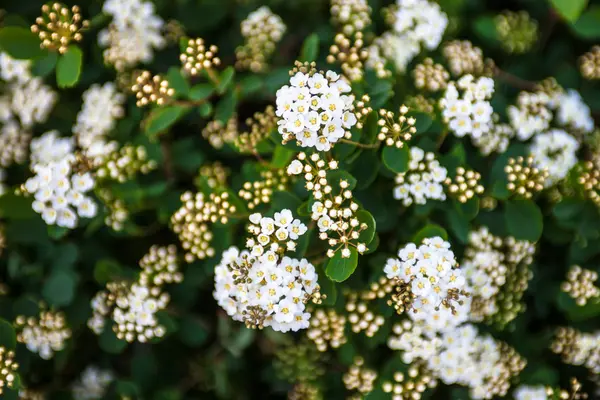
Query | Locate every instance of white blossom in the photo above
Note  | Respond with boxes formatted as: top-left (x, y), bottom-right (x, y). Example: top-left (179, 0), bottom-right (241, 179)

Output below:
top-left (556, 89), bottom-right (594, 133)
top-left (72, 366), bottom-right (114, 400)
top-left (0, 52), bottom-right (32, 83)
top-left (394, 147), bottom-right (447, 206)
top-left (530, 129), bottom-right (580, 186)
top-left (513, 385), bottom-right (548, 400)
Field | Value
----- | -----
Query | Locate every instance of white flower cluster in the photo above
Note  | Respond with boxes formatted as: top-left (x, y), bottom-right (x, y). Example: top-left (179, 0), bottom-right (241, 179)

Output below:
top-left (388, 321), bottom-right (525, 399)
top-left (507, 91), bottom-right (553, 141)
top-left (369, 32), bottom-right (419, 74)
top-left (392, 0), bottom-right (448, 51)
top-left (513, 385), bottom-right (548, 400)
top-left (89, 245), bottom-right (182, 343)
top-left (0, 76), bottom-right (57, 129)
top-left (237, 6), bottom-right (286, 72)
top-left (276, 70), bottom-right (357, 151)
top-left (393, 147), bottom-right (448, 206)
top-left (246, 209), bottom-right (308, 258)
top-left (0, 52), bottom-right (32, 83)
top-left (556, 89), bottom-right (594, 134)
top-left (287, 153), bottom-right (368, 258)
top-left (23, 132), bottom-right (97, 228)
top-left (15, 311), bottom-right (71, 360)
top-left (384, 237), bottom-right (470, 332)
top-left (214, 245), bottom-right (319, 333)
top-left (73, 82), bottom-right (125, 150)
top-left (72, 366), bottom-right (114, 400)
top-left (0, 121), bottom-right (30, 167)
top-left (440, 75), bottom-right (495, 139)
top-left (530, 129), bottom-right (580, 186)
top-left (471, 122), bottom-right (514, 156)
top-left (99, 0), bottom-right (165, 70)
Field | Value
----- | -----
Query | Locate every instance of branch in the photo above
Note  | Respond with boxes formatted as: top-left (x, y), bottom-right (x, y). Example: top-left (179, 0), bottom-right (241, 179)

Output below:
top-left (160, 137), bottom-right (175, 183)
top-left (339, 138), bottom-right (380, 149)
top-left (494, 67), bottom-right (537, 91)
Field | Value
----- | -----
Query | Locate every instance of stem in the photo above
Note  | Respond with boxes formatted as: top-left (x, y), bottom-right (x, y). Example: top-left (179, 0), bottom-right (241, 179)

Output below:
top-left (436, 131), bottom-right (448, 150)
top-left (339, 138), bottom-right (380, 149)
top-left (169, 98), bottom-right (209, 107)
top-left (494, 67), bottom-right (537, 91)
top-left (160, 138), bottom-right (175, 183)
top-left (206, 68), bottom-right (220, 86)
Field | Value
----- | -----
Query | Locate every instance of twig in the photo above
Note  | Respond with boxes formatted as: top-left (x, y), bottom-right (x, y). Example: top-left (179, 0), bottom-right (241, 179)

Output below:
top-left (538, 8), bottom-right (559, 51)
top-left (493, 67), bottom-right (537, 91)
top-left (339, 138), bottom-right (380, 149)
top-left (160, 138), bottom-right (175, 183)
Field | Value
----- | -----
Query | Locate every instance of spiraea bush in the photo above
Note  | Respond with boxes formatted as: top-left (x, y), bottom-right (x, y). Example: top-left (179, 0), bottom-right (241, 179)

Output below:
top-left (0, 0), bottom-right (600, 399)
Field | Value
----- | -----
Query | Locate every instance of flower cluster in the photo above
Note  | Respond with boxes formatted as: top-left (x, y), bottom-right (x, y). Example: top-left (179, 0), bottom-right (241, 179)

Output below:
top-left (513, 385), bottom-right (548, 400)
top-left (88, 245), bottom-right (182, 343)
top-left (442, 40), bottom-right (494, 77)
top-left (440, 75), bottom-right (495, 140)
top-left (236, 7), bottom-right (286, 73)
top-left (384, 237), bottom-right (470, 332)
top-left (471, 122), bottom-right (514, 155)
top-left (180, 38), bottom-right (221, 76)
top-left (330, 0), bottom-right (371, 36)
top-left (213, 246), bottom-right (320, 332)
top-left (0, 121), bottom-right (30, 167)
top-left (444, 167), bottom-right (484, 203)
top-left (393, 147), bottom-right (448, 206)
top-left (505, 155), bottom-right (549, 199)
top-left (94, 144), bottom-right (156, 183)
top-left (343, 357), bottom-right (377, 399)
top-left (276, 67), bottom-right (356, 151)
top-left (72, 82), bottom-right (125, 150)
top-left (0, 347), bottom-right (18, 395)
top-left (246, 210), bottom-right (308, 256)
top-left (31, 3), bottom-right (88, 54)
top-left (530, 129), bottom-right (580, 187)
top-left (288, 153), bottom-right (368, 258)
top-left (239, 169), bottom-right (291, 210)
top-left (274, 340), bottom-right (325, 384)
top-left (495, 10), bottom-right (538, 54)
top-left (413, 58), bottom-right (449, 92)
top-left (377, 105), bottom-right (415, 148)
top-left (0, 77), bottom-right (57, 129)
top-left (462, 227), bottom-right (535, 326)
top-left (171, 191), bottom-right (237, 262)
top-left (580, 46), bottom-right (600, 80)
top-left (71, 366), bottom-right (114, 400)
top-left (0, 52), bottom-right (32, 83)
top-left (388, 321), bottom-right (525, 399)
top-left (234, 106), bottom-right (277, 153)
top-left (576, 161), bottom-right (600, 208)
top-left (327, 32), bottom-right (368, 82)
top-left (381, 364), bottom-right (437, 400)
top-left (556, 89), bottom-right (594, 134)
top-left (99, 0), bottom-right (165, 71)
top-left (202, 115), bottom-right (238, 149)
top-left (507, 91), bottom-right (553, 141)
top-left (15, 309), bottom-right (71, 360)
top-left (561, 265), bottom-right (600, 306)
top-left (197, 161), bottom-right (229, 189)
top-left (551, 327), bottom-right (600, 374)
top-left (307, 308), bottom-right (347, 352)
top-left (132, 71), bottom-right (174, 107)
top-left (346, 291), bottom-right (386, 337)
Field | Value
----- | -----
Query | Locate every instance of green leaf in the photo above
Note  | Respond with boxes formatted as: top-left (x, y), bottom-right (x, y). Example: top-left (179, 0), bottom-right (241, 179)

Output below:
top-left (238, 76), bottom-right (263, 97)
top-left (0, 194), bottom-right (35, 219)
top-left (56, 45), bottom-right (83, 88)
top-left (412, 224), bottom-right (448, 244)
top-left (99, 328), bottom-right (127, 354)
top-left (42, 270), bottom-right (76, 307)
top-left (356, 210), bottom-right (376, 244)
top-left (178, 316), bottom-right (209, 347)
top-left (115, 381), bottom-right (141, 397)
top-left (550, 0), bottom-right (588, 22)
top-left (505, 199), bottom-right (543, 242)
top-left (300, 33), bottom-right (319, 62)
top-left (216, 67), bottom-right (235, 95)
top-left (31, 51), bottom-right (58, 77)
top-left (0, 26), bottom-right (45, 59)
top-left (94, 259), bottom-right (122, 284)
top-left (382, 146), bottom-right (410, 173)
top-left (271, 191), bottom-right (302, 211)
top-left (472, 15), bottom-right (498, 44)
top-left (189, 84), bottom-right (214, 101)
top-left (0, 319), bottom-right (16, 350)
top-left (571, 6), bottom-right (600, 39)
top-left (167, 66), bottom-right (190, 97)
top-left (327, 169), bottom-right (357, 190)
top-left (325, 247), bottom-right (359, 282)
top-left (271, 145), bottom-right (295, 168)
top-left (144, 106), bottom-right (188, 138)
top-left (214, 91), bottom-right (237, 123)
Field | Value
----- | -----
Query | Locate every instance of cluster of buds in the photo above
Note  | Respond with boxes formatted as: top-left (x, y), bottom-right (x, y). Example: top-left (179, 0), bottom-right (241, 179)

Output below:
top-left (287, 153), bottom-right (368, 258)
top-left (330, 0), bottom-right (371, 36)
top-left (132, 71), bottom-right (175, 107)
top-left (15, 309), bottom-right (71, 360)
top-left (0, 122), bottom-right (30, 167)
top-left (405, 95), bottom-right (435, 114)
top-left (495, 11), bottom-right (538, 54)
top-left (413, 58), bottom-right (449, 92)
top-left (0, 347), bottom-right (17, 395)
top-left (580, 46), bottom-right (600, 80)
top-left (93, 145), bottom-right (156, 183)
top-left (202, 115), bottom-right (238, 150)
top-left (345, 291), bottom-right (385, 337)
top-left (561, 265), bottom-right (600, 306)
top-left (377, 106), bottom-right (416, 148)
top-left (171, 191), bottom-right (237, 262)
top-left (327, 32), bottom-right (368, 82)
top-left (197, 162), bottom-right (229, 189)
top-left (576, 161), bottom-right (600, 207)
top-left (236, 7), bottom-right (286, 72)
top-left (235, 106), bottom-right (277, 153)
top-left (180, 38), bottom-right (221, 76)
top-left (288, 383), bottom-right (322, 400)
top-left (88, 246), bottom-right (182, 343)
top-left (463, 227), bottom-right (535, 327)
top-left (307, 308), bottom-right (347, 351)
top-left (381, 364), bottom-right (437, 400)
top-left (96, 188), bottom-right (128, 231)
top-left (545, 378), bottom-right (588, 400)
top-left (31, 3), bottom-right (88, 54)
top-left (442, 40), bottom-right (494, 77)
top-left (551, 327), bottom-right (600, 375)
top-left (444, 167), bottom-right (484, 203)
top-left (239, 169), bottom-right (291, 210)
top-left (343, 357), bottom-right (377, 399)
top-left (274, 340), bottom-right (325, 384)
top-left (353, 95), bottom-right (373, 129)
top-left (505, 155), bottom-right (548, 199)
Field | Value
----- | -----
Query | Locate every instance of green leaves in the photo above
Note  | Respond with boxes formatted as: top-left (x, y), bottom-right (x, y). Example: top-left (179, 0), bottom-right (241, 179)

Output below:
top-left (382, 146), bottom-right (409, 173)
top-left (550, 0), bottom-right (588, 22)
top-left (300, 33), bottom-right (319, 62)
top-left (144, 106), bottom-right (188, 138)
top-left (505, 199), bottom-right (543, 241)
top-left (56, 46), bottom-right (83, 88)
top-left (571, 6), bottom-right (600, 39)
top-left (216, 67), bottom-right (235, 95)
top-left (0, 26), bottom-right (45, 59)
top-left (412, 224), bottom-right (448, 244)
top-left (43, 270), bottom-right (77, 307)
top-left (0, 319), bottom-right (16, 350)
top-left (325, 247), bottom-right (359, 282)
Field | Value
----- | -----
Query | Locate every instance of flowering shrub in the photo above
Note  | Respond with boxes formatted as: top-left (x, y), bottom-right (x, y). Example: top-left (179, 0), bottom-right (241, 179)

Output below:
top-left (1, 0), bottom-right (600, 399)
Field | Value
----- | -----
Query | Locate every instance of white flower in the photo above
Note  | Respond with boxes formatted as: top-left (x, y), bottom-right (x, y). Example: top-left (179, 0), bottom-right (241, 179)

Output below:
top-left (287, 159), bottom-right (303, 175)
top-left (530, 129), bottom-right (579, 186)
top-left (556, 89), bottom-right (594, 133)
top-left (0, 52), bottom-right (32, 83)
top-left (394, 147), bottom-right (447, 206)
top-left (72, 366), bottom-right (114, 400)
top-left (513, 385), bottom-right (548, 400)
top-left (507, 91), bottom-right (552, 141)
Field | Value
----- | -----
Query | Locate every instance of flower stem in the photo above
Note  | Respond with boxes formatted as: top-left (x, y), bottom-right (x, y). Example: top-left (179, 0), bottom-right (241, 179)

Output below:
top-left (339, 138), bottom-right (380, 149)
